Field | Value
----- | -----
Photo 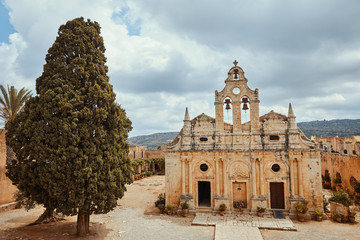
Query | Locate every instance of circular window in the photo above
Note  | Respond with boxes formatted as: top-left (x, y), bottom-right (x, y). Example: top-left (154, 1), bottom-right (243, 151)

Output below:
top-left (233, 87), bottom-right (240, 94)
top-left (200, 163), bottom-right (208, 172)
top-left (272, 164), bottom-right (280, 172)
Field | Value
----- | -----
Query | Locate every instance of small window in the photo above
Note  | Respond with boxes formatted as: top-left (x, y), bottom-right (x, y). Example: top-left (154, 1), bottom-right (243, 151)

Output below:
top-left (272, 164), bottom-right (280, 172)
top-left (269, 135), bottom-right (279, 141)
top-left (200, 137), bottom-right (208, 142)
top-left (200, 163), bottom-right (208, 172)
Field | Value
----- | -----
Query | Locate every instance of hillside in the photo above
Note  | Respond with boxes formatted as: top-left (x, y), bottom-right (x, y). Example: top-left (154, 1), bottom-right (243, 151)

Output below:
top-left (128, 119), bottom-right (360, 149)
top-left (128, 132), bottom-right (179, 149)
top-left (298, 119), bottom-right (360, 138)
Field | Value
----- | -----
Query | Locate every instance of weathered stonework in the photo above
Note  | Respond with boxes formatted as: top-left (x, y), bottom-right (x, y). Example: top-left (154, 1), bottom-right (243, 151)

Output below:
top-left (315, 136), bottom-right (360, 156)
top-left (314, 136), bottom-right (360, 193)
top-left (129, 146), bottom-right (147, 160)
top-left (164, 64), bottom-right (322, 214)
top-left (0, 130), bottom-right (17, 205)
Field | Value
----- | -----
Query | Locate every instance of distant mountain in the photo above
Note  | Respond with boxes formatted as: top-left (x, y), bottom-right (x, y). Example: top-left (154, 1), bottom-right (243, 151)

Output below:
top-left (298, 119), bottom-right (360, 138)
top-left (128, 132), bottom-right (179, 149)
top-left (128, 119), bottom-right (360, 149)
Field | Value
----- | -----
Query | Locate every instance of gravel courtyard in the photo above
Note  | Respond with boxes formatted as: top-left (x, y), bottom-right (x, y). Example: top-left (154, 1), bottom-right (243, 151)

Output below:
top-left (0, 175), bottom-right (359, 240)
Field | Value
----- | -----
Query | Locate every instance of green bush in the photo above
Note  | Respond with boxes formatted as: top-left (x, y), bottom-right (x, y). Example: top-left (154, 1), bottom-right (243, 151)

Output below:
top-left (257, 207), bottom-right (266, 213)
top-left (180, 201), bottom-right (189, 209)
top-left (155, 193), bottom-right (165, 207)
top-left (219, 203), bottom-right (227, 211)
top-left (329, 190), bottom-right (352, 207)
top-left (293, 201), bottom-right (308, 213)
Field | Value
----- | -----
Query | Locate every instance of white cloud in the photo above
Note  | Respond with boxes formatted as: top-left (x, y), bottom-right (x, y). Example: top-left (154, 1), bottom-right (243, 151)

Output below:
top-left (1, 0), bottom-right (360, 137)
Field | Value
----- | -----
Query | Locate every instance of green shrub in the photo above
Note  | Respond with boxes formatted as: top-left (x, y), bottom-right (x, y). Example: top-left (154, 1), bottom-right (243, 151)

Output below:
top-left (155, 193), bottom-right (165, 207)
top-left (314, 208), bottom-right (323, 216)
top-left (180, 201), bottom-right (189, 209)
top-left (219, 203), bottom-right (227, 211)
top-left (165, 205), bottom-right (175, 214)
top-left (329, 190), bottom-right (352, 207)
top-left (257, 207), bottom-right (266, 213)
top-left (293, 201), bottom-right (308, 213)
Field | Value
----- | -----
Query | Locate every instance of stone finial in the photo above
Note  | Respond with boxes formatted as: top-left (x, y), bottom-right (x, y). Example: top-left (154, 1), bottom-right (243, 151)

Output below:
top-left (288, 103), bottom-right (295, 117)
top-left (184, 107), bottom-right (190, 121)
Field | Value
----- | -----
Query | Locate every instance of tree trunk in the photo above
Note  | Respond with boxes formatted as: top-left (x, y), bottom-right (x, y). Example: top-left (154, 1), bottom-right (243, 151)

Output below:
top-left (77, 212), bottom-right (90, 236)
top-left (29, 208), bottom-right (56, 225)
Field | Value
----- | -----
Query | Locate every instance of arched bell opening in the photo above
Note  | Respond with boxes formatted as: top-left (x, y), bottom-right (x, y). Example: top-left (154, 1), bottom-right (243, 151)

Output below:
top-left (223, 97), bottom-right (233, 124)
top-left (241, 96), bottom-right (250, 125)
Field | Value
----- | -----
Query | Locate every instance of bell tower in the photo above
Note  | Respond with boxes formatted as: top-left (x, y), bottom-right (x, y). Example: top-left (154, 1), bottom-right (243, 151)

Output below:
top-left (214, 61), bottom-right (260, 148)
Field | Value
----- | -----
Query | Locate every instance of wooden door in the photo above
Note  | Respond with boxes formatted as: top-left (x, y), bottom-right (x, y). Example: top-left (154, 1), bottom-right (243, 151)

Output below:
top-left (270, 182), bottom-right (285, 209)
top-left (233, 182), bottom-right (247, 203)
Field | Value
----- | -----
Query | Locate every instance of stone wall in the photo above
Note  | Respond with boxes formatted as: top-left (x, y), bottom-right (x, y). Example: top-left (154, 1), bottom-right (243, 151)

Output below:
top-left (129, 146), bottom-right (147, 160)
top-left (145, 150), bottom-right (165, 159)
top-left (0, 130), bottom-right (17, 205)
top-left (321, 152), bottom-right (360, 192)
top-left (315, 136), bottom-right (360, 155)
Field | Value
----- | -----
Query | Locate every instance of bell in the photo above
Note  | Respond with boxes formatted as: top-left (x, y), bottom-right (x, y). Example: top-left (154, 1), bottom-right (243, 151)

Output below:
top-left (242, 103), bottom-right (249, 110)
top-left (224, 98), bottom-right (232, 110)
top-left (242, 97), bottom-right (249, 103)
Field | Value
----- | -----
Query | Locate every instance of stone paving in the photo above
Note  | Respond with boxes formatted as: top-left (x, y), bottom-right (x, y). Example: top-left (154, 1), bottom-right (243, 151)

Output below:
top-left (193, 213), bottom-right (296, 240)
top-left (215, 225), bottom-right (263, 240)
top-left (192, 213), bottom-right (296, 230)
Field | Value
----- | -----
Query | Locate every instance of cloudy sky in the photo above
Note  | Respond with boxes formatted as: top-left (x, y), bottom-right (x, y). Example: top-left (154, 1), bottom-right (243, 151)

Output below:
top-left (1, 0), bottom-right (359, 137)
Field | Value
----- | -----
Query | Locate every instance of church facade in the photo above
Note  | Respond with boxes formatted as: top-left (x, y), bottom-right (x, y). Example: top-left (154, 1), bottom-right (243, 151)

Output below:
top-left (164, 62), bottom-right (322, 214)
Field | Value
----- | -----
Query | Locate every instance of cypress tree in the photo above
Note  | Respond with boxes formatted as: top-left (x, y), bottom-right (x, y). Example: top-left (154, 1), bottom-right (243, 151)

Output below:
top-left (6, 17), bottom-right (132, 236)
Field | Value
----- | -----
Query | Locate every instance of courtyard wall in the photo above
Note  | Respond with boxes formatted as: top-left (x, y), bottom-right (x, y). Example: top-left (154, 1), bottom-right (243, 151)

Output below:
top-left (0, 130), bottom-right (17, 205)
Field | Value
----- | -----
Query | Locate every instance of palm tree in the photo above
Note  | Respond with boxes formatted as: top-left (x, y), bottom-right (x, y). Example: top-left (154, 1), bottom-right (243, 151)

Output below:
top-left (0, 85), bottom-right (32, 164)
top-left (0, 85), bottom-right (32, 124)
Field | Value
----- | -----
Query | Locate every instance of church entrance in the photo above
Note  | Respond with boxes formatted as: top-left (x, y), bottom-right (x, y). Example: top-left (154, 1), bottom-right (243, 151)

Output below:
top-left (270, 182), bottom-right (285, 209)
top-left (198, 181), bottom-right (211, 207)
top-left (232, 182), bottom-right (247, 206)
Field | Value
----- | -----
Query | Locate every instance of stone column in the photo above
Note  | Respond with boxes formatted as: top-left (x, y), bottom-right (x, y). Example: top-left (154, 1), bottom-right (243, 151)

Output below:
top-left (250, 99), bottom-right (260, 131)
top-left (188, 160), bottom-right (193, 195)
top-left (215, 159), bottom-right (220, 196)
top-left (290, 159), bottom-right (295, 196)
top-left (259, 160), bottom-right (264, 195)
top-left (298, 159), bottom-right (304, 197)
top-left (181, 159), bottom-right (185, 194)
top-left (251, 159), bottom-right (257, 196)
top-left (215, 102), bottom-right (224, 132)
top-left (232, 101), bottom-right (242, 132)
top-left (222, 159), bottom-right (227, 196)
